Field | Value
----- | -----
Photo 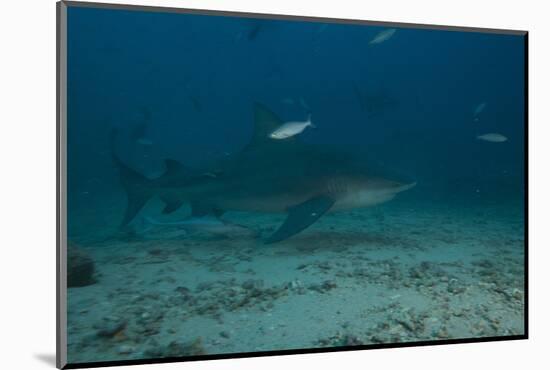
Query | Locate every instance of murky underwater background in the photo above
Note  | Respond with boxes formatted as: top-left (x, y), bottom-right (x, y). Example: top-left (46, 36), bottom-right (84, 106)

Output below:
top-left (65, 5), bottom-right (525, 364)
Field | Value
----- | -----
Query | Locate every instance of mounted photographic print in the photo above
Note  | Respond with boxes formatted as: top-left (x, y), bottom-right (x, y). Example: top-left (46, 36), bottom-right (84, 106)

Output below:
top-left (57, 1), bottom-right (528, 368)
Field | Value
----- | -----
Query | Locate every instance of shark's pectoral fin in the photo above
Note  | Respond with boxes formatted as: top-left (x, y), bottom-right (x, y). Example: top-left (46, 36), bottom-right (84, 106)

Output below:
top-left (160, 198), bottom-right (184, 214)
top-left (265, 195), bottom-right (335, 244)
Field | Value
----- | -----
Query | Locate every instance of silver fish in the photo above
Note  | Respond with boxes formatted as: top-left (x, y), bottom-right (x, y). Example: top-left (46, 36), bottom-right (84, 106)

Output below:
top-left (136, 138), bottom-right (153, 146)
top-left (369, 28), bottom-right (397, 45)
top-left (476, 133), bottom-right (508, 142)
top-left (281, 98), bottom-right (295, 105)
top-left (269, 114), bottom-right (314, 140)
top-left (474, 102), bottom-right (487, 117)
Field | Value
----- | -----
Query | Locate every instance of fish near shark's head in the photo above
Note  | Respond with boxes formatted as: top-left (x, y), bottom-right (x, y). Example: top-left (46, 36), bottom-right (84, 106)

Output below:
top-left (329, 175), bottom-right (416, 211)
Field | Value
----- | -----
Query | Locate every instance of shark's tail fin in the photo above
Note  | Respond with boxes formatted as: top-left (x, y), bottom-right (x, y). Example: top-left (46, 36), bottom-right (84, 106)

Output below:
top-left (111, 129), bottom-right (155, 228)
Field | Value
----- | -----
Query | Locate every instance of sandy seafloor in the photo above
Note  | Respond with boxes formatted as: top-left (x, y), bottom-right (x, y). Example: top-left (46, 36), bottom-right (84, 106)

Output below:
top-left (66, 195), bottom-right (525, 364)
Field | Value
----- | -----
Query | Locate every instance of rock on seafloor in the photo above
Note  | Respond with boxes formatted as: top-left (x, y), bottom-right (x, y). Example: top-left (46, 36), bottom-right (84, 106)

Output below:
top-left (67, 242), bottom-right (96, 287)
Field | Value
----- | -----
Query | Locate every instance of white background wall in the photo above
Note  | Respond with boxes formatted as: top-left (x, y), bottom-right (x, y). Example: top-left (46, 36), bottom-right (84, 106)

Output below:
top-left (1, 0), bottom-right (547, 369)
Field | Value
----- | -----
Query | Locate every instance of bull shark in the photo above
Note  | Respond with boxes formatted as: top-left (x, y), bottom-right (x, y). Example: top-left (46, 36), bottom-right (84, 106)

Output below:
top-left (112, 103), bottom-right (415, 244)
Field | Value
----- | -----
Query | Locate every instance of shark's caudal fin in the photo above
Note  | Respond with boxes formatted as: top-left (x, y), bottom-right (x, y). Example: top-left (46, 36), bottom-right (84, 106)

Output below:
top-left (111, 129), bottom-right (156, 227)
top-left (113, 128), bottom-right (218, 224)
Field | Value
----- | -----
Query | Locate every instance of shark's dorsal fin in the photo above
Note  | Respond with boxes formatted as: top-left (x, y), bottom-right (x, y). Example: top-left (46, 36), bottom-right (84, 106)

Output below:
top-left (244, 103), bottom-right (295, 150)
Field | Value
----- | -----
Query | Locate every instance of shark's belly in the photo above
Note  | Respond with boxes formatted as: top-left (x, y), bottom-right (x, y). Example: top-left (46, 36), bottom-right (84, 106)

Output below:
top-left (331, 191), bottom-right (396, 211)
top-left (214, 193), bottom-right (314, 213)
top-left (211, 188), bottom-right (398, 213)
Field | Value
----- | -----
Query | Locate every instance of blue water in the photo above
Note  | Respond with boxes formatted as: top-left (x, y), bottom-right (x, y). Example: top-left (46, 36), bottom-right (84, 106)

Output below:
top-left (65, 5), bottom-right (525, 365)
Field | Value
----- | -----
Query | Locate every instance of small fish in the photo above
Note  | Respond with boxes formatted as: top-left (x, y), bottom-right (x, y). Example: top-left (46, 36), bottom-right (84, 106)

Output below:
top-left (312, 25), bottom-right (329, 54)
top-left (299, 97), bottom-right (310, 111)
top-left (476, 133), bottom-right (508, 143)
top-left (474, 102), bottom-right (487, 117)
top-left (282, 98), bottom-right (295, 105)
top-left (247, 22), bottom-right (263, 41)
top-left (269, 114), bottom-right (314, 140)
top-left (234, 30), bottom-right (244, 42)
top-left (353, 84), bottom-right (398, 117)
top-left (189, 95), bottom-right (202, 112)
top-left (369, 28), bottom-right (397, 45)
top-left (317, 24), bottom-right (329, 34)
top-left (136, 138), bottom-right (153, 146)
